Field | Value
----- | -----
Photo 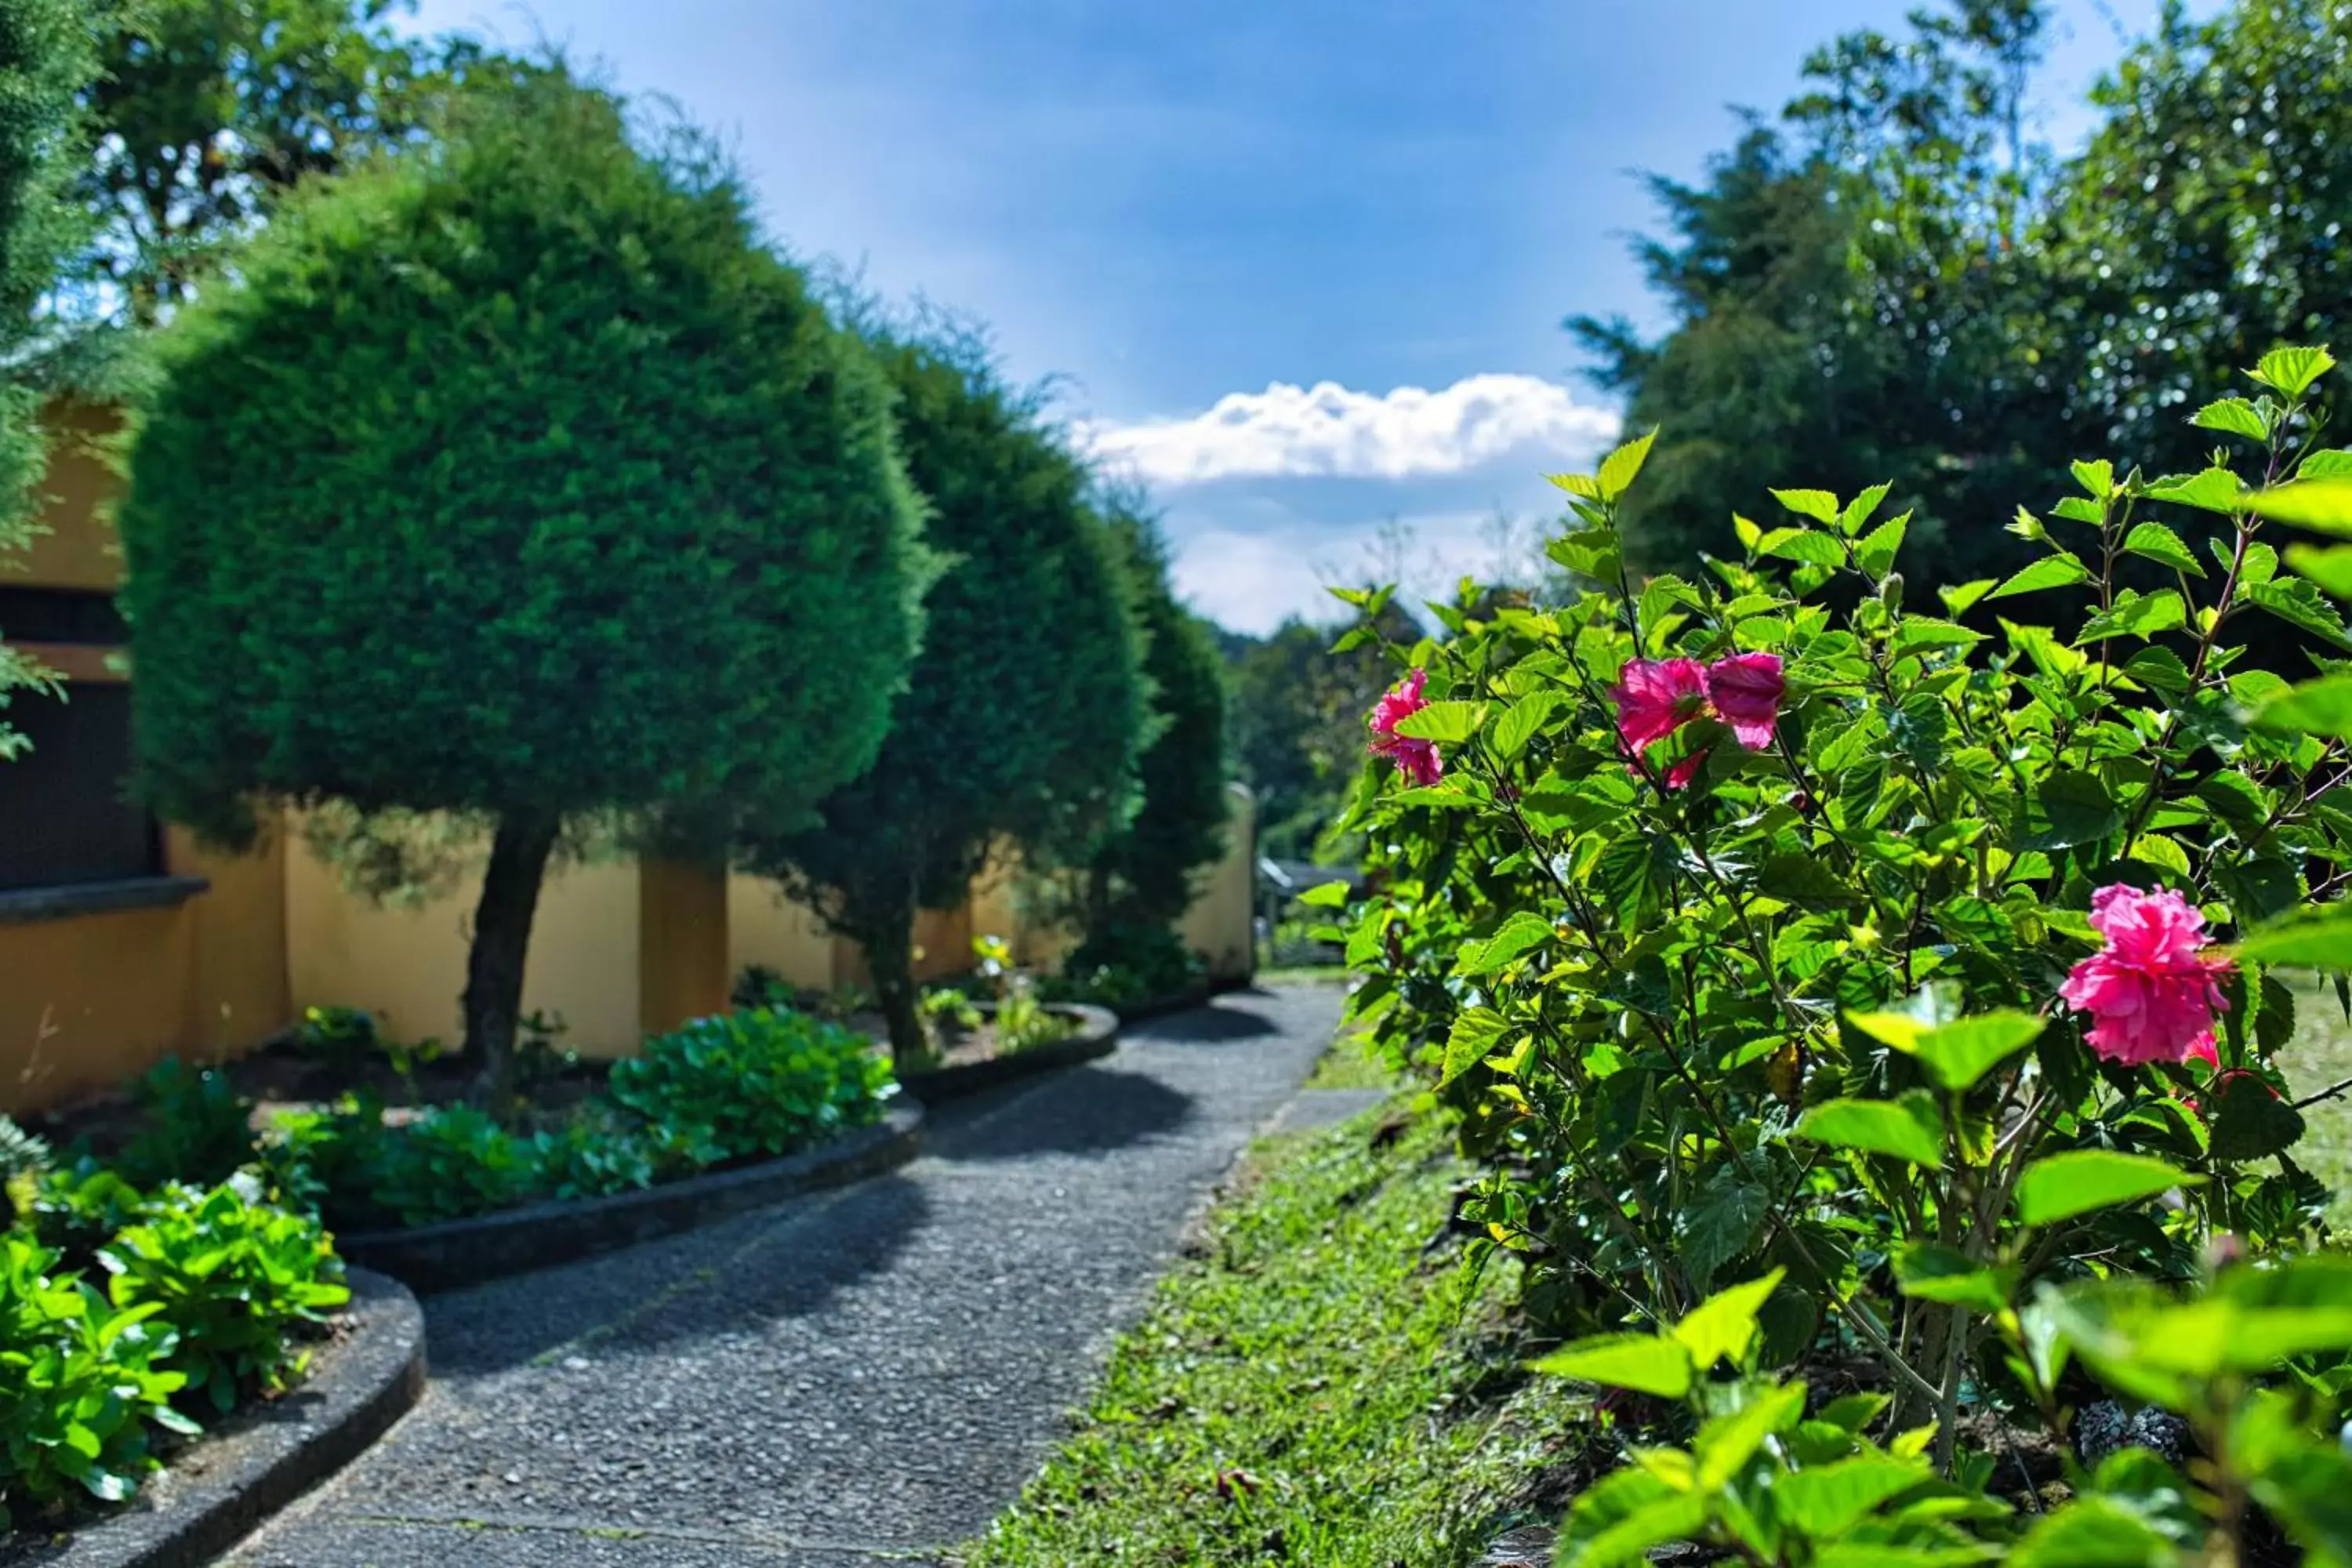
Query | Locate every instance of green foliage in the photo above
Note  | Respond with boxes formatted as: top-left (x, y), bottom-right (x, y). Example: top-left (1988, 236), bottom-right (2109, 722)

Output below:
top-left (526, 1108), bottom-right (666, 1201)
top-left (961, 1108), bottom-right (1588, 1568)
top-left (111, 1058), bottom-right (256, 1191)
top-left (1224, 600), bottom-right (1419, 862)
top-left (74, 0), bottom-right (535, 321)
top-left (606, 1007), bottom-right (897, 1167)
top-left (1341, 355), bottom-right (2352, 1502)
top-left (730, 964), bottom-right (793, 1013)
top-left (742, 318), bottom-right (1146, 1065)
top-left (118, 72), bottom-right (931, 1075)
top-left (0, 0), bottom-right (94, 757)
top-left (1075, 489), bottom-right (1232, 938)
top-left (0, 1232), bottom-right (189, 1528)
top-left (1572, 0), bottom-right (2352, 619)
top-left (1534, 1257), bottom-right (2352, 1566)
top-left (992, 988), bottom-right (1076, 1056)
top-left (2, 1173), bottom-right (343, 1527)
top-left (0, 1114), bottom-right (51, 1183)
top-left (357, 1105), bottom-right (530, 1230)
top-left (120, 73), bottom-right (926, 835)
top-left (1048, 920), bottom-right (1207, 1007)
top-left (98, 1177), bottom-right (347, 1414)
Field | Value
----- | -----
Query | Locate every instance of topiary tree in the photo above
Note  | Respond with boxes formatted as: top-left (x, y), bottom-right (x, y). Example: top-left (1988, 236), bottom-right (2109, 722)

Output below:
top-left (1063, 486), bottom-right (1229, 981)
top-left (743, 324), bottom-right (1148, 1067)
top-left (117, 75), bottom-right (931, 1090)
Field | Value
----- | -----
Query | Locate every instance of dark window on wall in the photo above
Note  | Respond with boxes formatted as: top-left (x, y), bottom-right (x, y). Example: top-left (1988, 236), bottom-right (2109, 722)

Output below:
top-left (0, 683), bottom-right (161, 890)
top-left (0, 586), bottom-right (128, 644)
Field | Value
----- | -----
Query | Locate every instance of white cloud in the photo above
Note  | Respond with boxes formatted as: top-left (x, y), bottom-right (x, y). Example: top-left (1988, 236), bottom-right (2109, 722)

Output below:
top-left (1086, 373), bottom-right (1621, 485)
top-left (1171, 507), bottom-right (1560, 637)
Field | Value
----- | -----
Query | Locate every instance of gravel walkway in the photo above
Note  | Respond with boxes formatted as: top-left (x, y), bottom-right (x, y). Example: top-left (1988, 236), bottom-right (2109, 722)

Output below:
top-left (225, 982), bottom-right (1345, 1567)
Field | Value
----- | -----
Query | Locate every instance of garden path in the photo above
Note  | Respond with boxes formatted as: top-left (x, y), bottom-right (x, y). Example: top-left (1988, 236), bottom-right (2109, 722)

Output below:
top-left (223, 982), bottom-right (1345, 1567)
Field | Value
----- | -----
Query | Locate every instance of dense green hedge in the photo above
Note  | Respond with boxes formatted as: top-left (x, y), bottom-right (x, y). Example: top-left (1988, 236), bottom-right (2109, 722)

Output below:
top-left (116, 74), bottom-right (931, 1082)
top-left (746, 325), bottom-right (1147, 1065)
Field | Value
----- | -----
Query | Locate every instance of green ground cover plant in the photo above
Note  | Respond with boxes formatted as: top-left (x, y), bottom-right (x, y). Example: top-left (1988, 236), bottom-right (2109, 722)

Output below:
top-left (959, 1107), bottom-right (1589, 1567)
top-left (1, 1153), bottom-right (347, 1529)
top-left (1322, 347), bottom-right (2352, 1560)
top-left (92, 1005), bottom-right (898, 1236)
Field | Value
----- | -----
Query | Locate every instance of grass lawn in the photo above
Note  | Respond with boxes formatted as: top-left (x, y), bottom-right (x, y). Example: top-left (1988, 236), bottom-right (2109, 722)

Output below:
top-left (1254, 963), bottom-right (1352, 985)
top-left (953, 1107), bottom-right (1587, 1567)
top-left (2278, 970), bottom-right (2352, 1229)
top-left (1302, 1013), bottom-right (1399, 1091)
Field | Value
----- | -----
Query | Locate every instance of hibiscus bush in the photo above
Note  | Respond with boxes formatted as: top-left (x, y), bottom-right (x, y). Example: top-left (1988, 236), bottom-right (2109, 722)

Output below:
top-left (1330, 347), bottom-right (2352, 1490)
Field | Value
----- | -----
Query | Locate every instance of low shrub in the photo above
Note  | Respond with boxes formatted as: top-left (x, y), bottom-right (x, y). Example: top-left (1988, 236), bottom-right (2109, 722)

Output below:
top-left (112, 1059), bottom-right (254, 1192)
top-left (23, 1163), bottom-right (151, 1273)
top-left (1330, 347), bottom-right (2352, 1541)
top-left (1536, 1254), bottom-right (2352, 1565)
top-left (994, 987), bottom-right (1077, 1054)
top-left (528, 1109), bottom-right (672, 1200)
top-left (97, 1177), bottom-right (347, 1414)
top-left (0, 1233), bottom-right (192, 1528)
top-left (608, 1007), bottom-right (897, 1165)
top-left (1047, 920), bottom-right (1206, 1007)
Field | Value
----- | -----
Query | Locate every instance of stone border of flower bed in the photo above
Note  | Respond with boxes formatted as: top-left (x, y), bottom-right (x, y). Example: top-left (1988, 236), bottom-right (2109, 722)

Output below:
top-left (898, 1002), bottom-right (1120, 1102)
top-left (336, 1100), bottom-right (924, 1294)
top-left (0, 1267), bottom-right (425, 1568)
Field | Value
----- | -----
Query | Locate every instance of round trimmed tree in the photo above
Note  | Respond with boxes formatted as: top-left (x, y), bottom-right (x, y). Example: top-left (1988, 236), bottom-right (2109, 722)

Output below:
top-left (1067, 488), bottom-right (1230, 974)
top-left (745, 327), bottom-right (1147, 1066)
top-left (117, 77), bottom-right (931, 1087)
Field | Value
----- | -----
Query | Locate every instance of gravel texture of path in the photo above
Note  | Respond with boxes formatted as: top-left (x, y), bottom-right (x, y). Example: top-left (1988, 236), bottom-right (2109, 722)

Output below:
top-left (224, 982), bottom-right (1345, 1568)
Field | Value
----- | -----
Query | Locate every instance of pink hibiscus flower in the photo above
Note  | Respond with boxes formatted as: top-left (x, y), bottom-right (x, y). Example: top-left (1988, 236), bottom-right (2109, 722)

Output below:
top-left (1368, 668), bottom-right (1444, 786)
top-left (1609, 658), bottom-right (1708, 750)
top-left (1705, 652), bottom-right (1788, 750)
top-left (2058, 884), bottom-right (2236, 1068)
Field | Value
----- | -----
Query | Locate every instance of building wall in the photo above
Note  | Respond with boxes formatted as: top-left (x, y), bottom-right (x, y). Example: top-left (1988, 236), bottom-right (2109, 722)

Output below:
top-left (19, 401), bottom-right (125, 591)
top-left (725, 875), bottom-right (838, 993)
top-left (639, 859), bottom-right (730, 1037)
top-left (283, 833), bottom-right (648, 1059)
top-left (0, 403), bottom-right (297, 1116)
top-left (1181, 784), bottom-right (1258, 983)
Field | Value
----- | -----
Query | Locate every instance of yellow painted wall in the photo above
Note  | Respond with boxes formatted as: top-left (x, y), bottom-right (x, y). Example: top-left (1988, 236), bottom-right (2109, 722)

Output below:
top-left (1181, 784), bottom-right (1258, 982)
top-left (0, 904), bottom-right (193, 1113)
top-left (169, 826), bottom-right (292, 1056)
top-left (20, 401), bottom-right (125, 592)
top-left (725, 876), bottom-right (839, 993)
top-left (284, 831), bottom-right (646, 1059)
top-left (0, 829), bottom-right (297, 1113)
top-left (639, 860), bottom-right (730, 1036)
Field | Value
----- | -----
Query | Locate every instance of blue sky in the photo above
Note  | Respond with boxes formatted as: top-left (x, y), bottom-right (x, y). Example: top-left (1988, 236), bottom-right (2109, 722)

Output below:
top-left (408, 0), bottom-right (2189, 633)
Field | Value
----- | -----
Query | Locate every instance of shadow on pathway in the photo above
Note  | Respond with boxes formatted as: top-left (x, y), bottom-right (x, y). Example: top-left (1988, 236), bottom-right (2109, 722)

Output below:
top-left (227, 982), bottom-right (1345, 1568)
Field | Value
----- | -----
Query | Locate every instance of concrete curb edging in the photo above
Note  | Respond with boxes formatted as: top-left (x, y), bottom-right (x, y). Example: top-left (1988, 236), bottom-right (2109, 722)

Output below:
top-left (338, 1101), bottom-right (924, 1294)
top-left (898, 1003), bottom-right (1120, 1102)
top-left (0, 1268), bottom-right (425, 1568)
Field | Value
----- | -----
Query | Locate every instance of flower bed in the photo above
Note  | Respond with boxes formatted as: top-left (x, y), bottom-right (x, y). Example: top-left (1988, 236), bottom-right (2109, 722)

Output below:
top-left (0, 1152), bottom-right (353, 1537)
top-left (24, 1004), bottom-right (899, 1242)
top-left (1320, 349), bottom-right (2352, 1561)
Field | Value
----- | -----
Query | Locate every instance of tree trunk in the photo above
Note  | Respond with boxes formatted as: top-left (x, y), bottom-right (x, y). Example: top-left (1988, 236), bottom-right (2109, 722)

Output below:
top-left (463, 813), bottom-right (561, 1104)
top-left (865, 917), bottom-right (928, 1073)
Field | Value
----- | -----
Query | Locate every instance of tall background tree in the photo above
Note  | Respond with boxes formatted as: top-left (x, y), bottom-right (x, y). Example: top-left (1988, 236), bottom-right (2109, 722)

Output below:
top-left (745, 321), bottom-right (1148, 1066)
top-left (1573, 0), bottom-right (2352, 637)
top-left (0, 0), bottom-right (95, 753)
top-left (1570, 0), bottom-right (2069, 589)
top-left (1062, 485), bottom-right (1230, 984)
top-left (1224, 597), bottom-right (1421, 864)
top-left (116, 74), bottom-right (931, 1088)
top-left (76, 0), bottom-right (530, 321)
